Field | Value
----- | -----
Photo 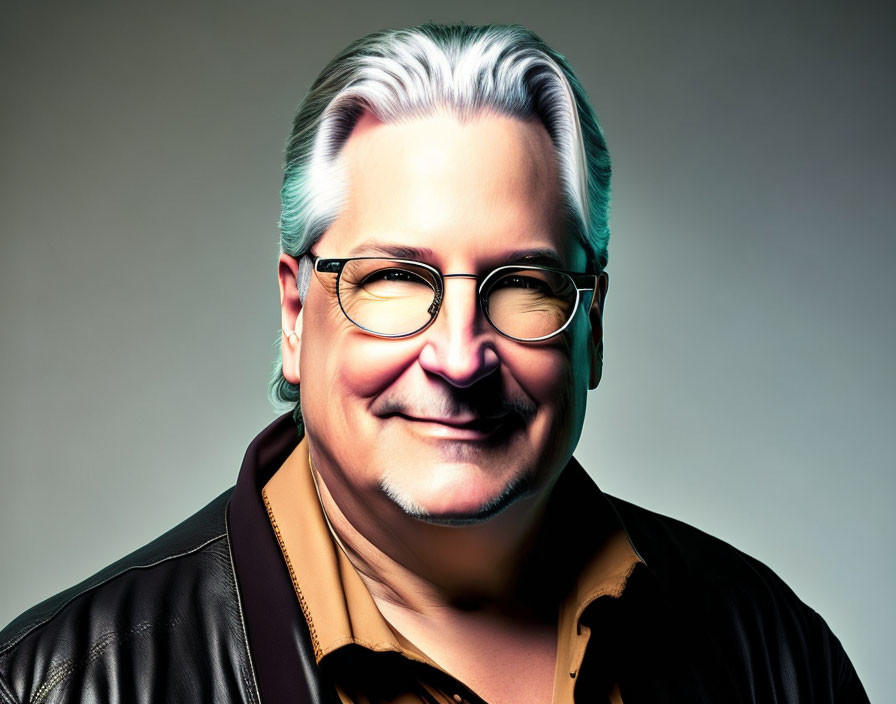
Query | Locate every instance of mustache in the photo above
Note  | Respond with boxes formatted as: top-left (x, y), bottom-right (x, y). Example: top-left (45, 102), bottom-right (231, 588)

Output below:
top-left (371, 389), bottom-right (537, 424)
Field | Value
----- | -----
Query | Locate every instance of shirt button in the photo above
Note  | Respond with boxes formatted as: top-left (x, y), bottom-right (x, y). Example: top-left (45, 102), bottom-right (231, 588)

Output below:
top-left (453, 695), bottom-right (463, 703)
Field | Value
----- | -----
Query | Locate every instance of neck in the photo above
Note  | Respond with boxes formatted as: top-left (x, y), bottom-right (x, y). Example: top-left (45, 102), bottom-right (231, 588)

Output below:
top-left (309, 448), bottom-right (561, 621)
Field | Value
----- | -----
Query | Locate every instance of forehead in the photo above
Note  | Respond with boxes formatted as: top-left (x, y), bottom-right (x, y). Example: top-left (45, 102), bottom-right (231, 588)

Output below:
top-left (319, 110), bottom-right (585, 269)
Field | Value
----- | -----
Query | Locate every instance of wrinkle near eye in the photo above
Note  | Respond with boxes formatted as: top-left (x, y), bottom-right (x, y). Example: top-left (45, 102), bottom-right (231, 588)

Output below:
top-left (315, 270), bottom-right (340, 296)
top-left (322, 288), bottom-right (355, 329)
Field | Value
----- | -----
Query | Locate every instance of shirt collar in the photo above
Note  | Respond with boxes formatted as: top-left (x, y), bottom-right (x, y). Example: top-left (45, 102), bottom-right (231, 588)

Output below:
top-left (258, 422), bottom-right (646, 698)
top-left (261, 436), bottom-right (432, 665)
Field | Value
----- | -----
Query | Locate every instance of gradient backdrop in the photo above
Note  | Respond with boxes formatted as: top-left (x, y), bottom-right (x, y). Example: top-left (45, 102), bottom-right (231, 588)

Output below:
top-left (2, 1), bottom-right (893, 699)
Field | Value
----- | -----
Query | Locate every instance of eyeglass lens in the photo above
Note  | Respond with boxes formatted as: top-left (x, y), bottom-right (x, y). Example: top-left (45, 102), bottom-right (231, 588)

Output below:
top-left (336, 259), bottom-right (579, 340)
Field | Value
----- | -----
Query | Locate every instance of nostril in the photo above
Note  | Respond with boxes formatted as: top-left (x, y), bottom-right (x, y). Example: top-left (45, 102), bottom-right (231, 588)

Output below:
top-left (419, 341), bottom-right (501, 389)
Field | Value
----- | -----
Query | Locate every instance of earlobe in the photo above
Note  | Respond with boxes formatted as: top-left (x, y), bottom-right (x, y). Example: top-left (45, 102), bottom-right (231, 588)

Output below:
top-left (281, 312), bottom-right (303, 384)
top-left (278, 254), bottom-right (304, 385)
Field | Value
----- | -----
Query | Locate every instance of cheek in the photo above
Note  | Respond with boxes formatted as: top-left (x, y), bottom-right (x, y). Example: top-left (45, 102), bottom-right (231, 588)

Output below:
top-left (511, 350), bottom-right (570, 403)
top-left (309, 329), bottom-right (424, 405)
top-left (300, 289), bottom-right (415, 399)
top-left (498, 331), bottom-right (587, 409)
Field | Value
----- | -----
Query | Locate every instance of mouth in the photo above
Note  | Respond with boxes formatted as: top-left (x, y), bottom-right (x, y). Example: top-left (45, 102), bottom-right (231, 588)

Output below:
top-left (391, 412), bottom-right (514, 441)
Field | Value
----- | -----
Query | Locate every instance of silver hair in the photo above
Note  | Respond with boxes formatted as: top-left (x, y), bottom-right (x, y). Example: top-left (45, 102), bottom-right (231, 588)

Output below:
top-left (271, 23), bottom-right (612, 411)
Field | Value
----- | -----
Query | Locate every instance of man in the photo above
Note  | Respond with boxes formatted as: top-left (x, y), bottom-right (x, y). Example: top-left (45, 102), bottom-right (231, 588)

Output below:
top-left (0, 23), bottom-right (868, 704)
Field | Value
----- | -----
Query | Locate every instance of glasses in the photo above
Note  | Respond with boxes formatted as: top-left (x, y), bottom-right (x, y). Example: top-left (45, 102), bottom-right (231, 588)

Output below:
top-left (305, 254), bottom-right (600, 342)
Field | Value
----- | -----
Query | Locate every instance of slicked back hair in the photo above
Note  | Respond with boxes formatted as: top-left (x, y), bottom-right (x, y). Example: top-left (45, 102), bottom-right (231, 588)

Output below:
top-left (272, 23), bottom-right (611, 410)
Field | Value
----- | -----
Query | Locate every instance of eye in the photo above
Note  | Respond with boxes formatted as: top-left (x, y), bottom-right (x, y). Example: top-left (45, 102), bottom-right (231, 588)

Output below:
top-left (361, 267), bottom-right (433, 287)
top-left (491, 274), bottom-right (553, 295)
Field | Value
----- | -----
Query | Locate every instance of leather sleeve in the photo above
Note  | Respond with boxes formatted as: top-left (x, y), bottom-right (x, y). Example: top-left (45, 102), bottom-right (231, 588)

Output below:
top-left (0, 490), bottom-right (259, 704)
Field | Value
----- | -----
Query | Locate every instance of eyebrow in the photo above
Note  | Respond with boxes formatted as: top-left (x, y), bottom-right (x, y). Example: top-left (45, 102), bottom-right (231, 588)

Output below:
top-left (346, 241), bottom-right (568, 270)
top-left (498, 248), bottom-right (566, 269)
top-left (347, 242), bottom-right (435, 260)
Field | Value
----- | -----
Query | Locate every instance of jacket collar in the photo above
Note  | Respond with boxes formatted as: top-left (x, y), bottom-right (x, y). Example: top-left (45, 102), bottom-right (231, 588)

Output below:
top-left (226, 412), bottom-right (327, 704)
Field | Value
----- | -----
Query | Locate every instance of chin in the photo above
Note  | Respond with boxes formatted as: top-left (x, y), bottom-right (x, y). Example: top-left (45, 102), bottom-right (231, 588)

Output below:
top-left (377, 469), bottom-right (535, 526)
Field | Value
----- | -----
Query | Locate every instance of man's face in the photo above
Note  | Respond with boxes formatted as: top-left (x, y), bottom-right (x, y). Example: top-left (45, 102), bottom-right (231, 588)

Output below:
top-left (282, 111), bottom-right (603, 524)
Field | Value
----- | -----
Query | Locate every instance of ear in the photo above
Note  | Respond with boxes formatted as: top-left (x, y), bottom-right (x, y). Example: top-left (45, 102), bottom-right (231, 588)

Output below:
top-left (278, 253), bottom-right (304, 385)
top-left (588, 271), bottom-right (609, 390)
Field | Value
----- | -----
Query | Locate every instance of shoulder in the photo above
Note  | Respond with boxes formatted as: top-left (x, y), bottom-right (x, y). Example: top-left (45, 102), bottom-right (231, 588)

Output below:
top-left (606, 494), bottom-right (796, 594)
top-left (0, 488), bottom-right (258, 704)
top-left (605, 494), bottom-right (868, 701)
top-left (606, 493), bottom-right (819, 626)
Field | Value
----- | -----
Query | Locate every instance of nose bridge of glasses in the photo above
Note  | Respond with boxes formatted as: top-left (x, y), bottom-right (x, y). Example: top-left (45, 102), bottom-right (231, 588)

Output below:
top-left (432, 272), bottom-right (489, 332)
top-left (440, 273), bottom-right (482, 299)
top-left (429, 272), bottom-right (478, 314)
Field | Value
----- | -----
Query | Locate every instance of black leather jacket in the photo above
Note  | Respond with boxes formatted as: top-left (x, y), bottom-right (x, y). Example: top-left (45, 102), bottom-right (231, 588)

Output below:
top-left (0, 415), bottom-right (869, 703)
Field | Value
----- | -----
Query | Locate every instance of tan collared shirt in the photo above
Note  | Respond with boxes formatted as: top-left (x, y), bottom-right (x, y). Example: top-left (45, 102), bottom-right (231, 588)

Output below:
top-left (262, 437), bottom-right (642, 703)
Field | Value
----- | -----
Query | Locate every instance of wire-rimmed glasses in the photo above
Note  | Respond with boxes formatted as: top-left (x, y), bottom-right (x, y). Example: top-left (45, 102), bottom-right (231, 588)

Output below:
top-left (305, 253), bottom-right (600, 342)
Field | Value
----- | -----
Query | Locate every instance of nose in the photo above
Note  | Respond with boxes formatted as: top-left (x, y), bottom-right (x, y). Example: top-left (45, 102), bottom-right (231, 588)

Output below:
top-left (417, 276), bottom-right (500, 388)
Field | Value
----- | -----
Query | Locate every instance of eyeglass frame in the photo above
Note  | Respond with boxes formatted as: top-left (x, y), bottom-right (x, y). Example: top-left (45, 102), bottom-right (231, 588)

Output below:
top-left (300, 252), bottom-right (602, 343)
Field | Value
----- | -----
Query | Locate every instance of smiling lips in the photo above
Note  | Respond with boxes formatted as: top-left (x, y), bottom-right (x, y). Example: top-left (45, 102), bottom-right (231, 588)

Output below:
top-left (393, 412), bottom-right (511, 440)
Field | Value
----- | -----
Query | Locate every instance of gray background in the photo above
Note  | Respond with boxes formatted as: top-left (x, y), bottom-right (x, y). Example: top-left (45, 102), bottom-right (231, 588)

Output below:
top-left (2, 0), bottom-right (892, 699)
